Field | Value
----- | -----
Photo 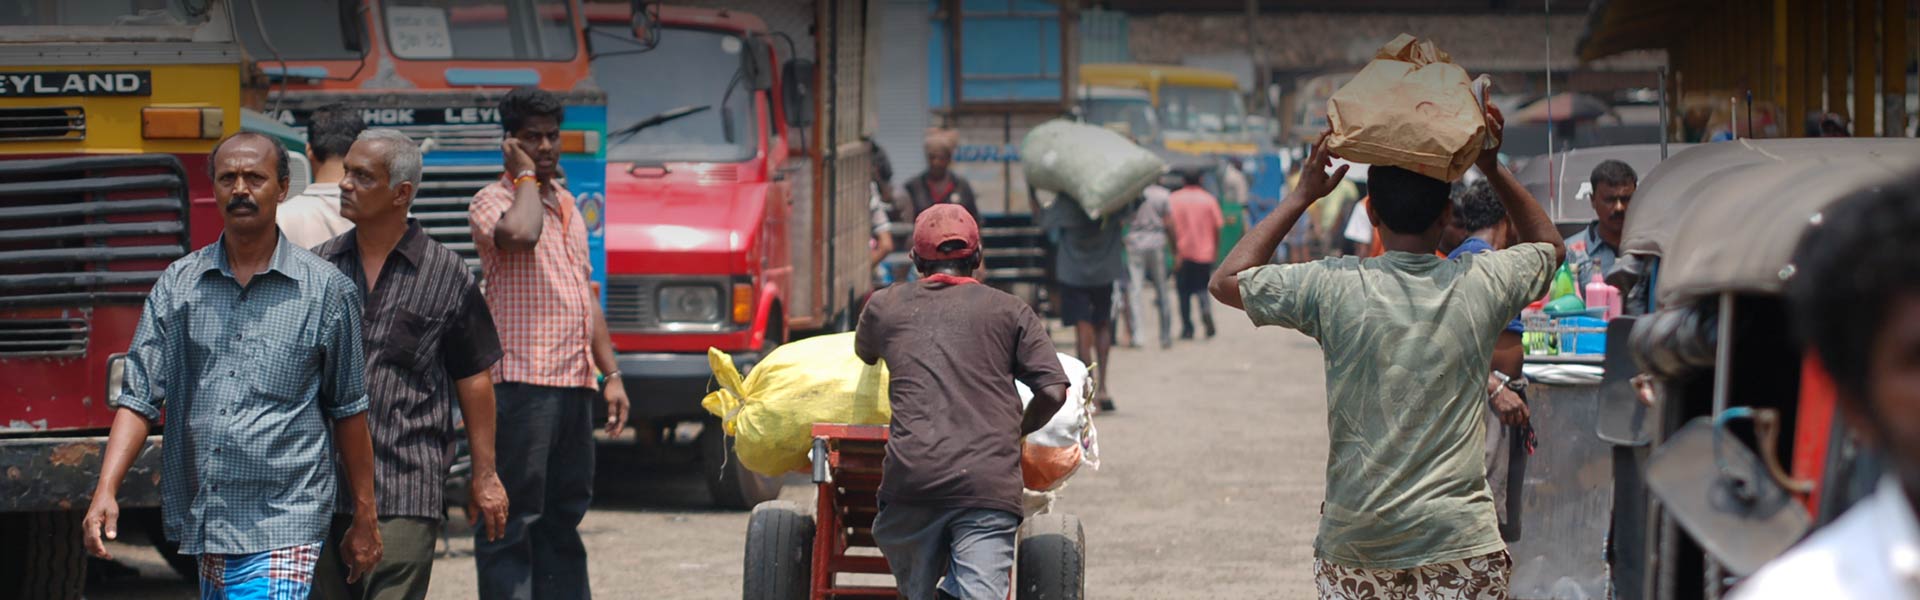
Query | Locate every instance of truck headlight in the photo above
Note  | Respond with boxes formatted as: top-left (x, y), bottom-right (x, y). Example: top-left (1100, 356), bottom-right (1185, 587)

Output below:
top-left (658, 285), bottom-right (722, 323)
top-left (105, 353), bottom-right (127, 407)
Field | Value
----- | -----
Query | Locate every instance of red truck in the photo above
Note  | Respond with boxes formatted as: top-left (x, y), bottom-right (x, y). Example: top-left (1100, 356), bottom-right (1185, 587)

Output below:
top-left (585, 2), bottom-right (874, 508)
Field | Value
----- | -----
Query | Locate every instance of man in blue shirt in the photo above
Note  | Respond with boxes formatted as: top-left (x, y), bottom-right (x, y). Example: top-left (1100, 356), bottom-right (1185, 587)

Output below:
top-left (1443, 179), bottom-right (1530, 426)
top-left (1565, 160), bottom-right (1637, 285)
top-left (81, 132), bottom-right (384, 598)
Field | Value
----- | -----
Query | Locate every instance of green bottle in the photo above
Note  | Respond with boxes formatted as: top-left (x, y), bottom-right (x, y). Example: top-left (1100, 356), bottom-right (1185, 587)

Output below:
top-left (1550, 262), bottom-right (1578, 300)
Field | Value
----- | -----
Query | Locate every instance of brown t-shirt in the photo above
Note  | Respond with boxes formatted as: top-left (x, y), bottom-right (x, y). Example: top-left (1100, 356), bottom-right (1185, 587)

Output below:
top-left (854, 278), bottom-right (1070, 515)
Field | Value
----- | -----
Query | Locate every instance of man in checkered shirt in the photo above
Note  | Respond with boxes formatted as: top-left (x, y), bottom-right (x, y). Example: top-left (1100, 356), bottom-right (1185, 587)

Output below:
top-left (467, 87), bottom-right (630, 600)
top-left (81, 132), bottom-right (384, 598)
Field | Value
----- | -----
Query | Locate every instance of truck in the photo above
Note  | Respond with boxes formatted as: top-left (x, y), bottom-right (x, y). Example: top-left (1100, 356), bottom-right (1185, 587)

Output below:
top-left (242, 0), bottom-right (610, 287)
top-left (0, 1), bottom-right (277, 596)
top-left (583, 1), bottom-right (874, 508)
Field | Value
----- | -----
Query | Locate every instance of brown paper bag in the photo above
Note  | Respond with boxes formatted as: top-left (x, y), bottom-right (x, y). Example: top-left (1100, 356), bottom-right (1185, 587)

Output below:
top-left (1326, 34), bottom-right (1491, 182)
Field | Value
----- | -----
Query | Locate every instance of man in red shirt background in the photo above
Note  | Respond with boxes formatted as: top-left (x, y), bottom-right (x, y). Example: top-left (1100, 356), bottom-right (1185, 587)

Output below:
top-left (1165, 169), bottom-right (1226, 340)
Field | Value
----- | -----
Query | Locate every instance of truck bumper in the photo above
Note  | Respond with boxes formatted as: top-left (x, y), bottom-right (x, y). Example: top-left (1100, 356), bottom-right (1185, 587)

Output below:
top-left (618, 351), bottom-right (762, 420)
top-left (0, 435), bottom-right (164, 512)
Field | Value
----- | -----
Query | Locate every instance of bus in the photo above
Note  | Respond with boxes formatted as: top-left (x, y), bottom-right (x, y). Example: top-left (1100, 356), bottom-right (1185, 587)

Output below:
top-left (1080, 62), bottom-right (1260, 159)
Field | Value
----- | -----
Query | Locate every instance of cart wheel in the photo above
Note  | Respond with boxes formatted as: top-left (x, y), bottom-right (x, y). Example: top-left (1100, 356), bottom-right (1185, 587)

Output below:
top-left (1016, 513), bottom-right (1085, 600)
top-left (743, 500), bottom-right (814, 600)
top-left (703, 417), bottom-right (784, 510)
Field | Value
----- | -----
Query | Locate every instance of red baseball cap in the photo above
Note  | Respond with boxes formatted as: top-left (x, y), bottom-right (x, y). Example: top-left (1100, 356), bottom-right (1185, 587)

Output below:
top-left (911, 204), bottom-right (981, 261)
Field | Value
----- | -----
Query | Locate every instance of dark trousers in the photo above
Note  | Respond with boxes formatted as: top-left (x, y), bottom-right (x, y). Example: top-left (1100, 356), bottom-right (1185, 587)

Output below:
top-left (476, 383), bottom-right (597, 600)
top-left (314, 516), bottom-right (441, 600)
top-left (1175, 260), bottom-right (1216, 337)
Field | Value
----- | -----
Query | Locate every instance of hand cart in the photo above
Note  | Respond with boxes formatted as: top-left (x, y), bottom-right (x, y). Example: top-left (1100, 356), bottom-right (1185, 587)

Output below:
top-left (743, 423), bottom-right (1087, 600)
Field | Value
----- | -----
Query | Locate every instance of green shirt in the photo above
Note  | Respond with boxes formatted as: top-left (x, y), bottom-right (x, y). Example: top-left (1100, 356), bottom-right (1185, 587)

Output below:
top-left (1237, 243), bottom-right (1556, 569)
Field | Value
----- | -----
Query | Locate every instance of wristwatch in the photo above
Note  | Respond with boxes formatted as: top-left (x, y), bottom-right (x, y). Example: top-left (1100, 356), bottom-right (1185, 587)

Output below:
top-left (1503, 375), bottom-right (1529, 400)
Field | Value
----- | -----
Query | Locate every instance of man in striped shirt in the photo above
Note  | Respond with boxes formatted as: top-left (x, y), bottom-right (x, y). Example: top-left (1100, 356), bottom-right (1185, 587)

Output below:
top-left (467, 87), bottom-right (629, 600)
top-left (309, 129), bottom-right (508, 600)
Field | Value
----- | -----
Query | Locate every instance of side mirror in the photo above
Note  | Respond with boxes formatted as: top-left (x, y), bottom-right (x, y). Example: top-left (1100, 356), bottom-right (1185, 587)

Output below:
top-left (781, 59), bottom-right (815, 129)
top-left (629, 0), bottom-right (661, 51)
top-left (339, 0), bottom-right (364, 53)
top-left (747, 36), bottom-right (774, 92)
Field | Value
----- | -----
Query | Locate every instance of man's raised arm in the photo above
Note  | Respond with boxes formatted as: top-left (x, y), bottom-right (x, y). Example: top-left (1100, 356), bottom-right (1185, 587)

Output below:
top-left (1212, 131), bottom-right (1348, 310)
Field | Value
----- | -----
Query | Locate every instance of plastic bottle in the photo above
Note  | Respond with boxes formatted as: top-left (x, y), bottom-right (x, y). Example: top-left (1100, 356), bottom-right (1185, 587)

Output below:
top-left (1585, 264), bottom-right (1621, 320)
top-left (1550, 262), bottom-right (1578, 300)
top-left (1522, 298), bottom-right (1553, 355)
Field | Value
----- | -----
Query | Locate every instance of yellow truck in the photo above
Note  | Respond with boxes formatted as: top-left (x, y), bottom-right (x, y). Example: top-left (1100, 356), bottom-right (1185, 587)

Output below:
top-left (0, 2), bottom-right (274, 596)
top-left (1080, 62), bottom-right (1260, 159)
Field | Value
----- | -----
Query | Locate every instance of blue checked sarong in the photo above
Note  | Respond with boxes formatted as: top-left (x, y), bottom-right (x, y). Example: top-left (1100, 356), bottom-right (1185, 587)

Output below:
top-left (197, 541), bottom-right (321, 600)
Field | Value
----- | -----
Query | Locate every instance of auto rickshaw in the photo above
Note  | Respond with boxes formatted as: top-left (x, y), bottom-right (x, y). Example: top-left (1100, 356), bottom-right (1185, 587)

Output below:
top-left (1598, 138), bottom-right (1920, 599)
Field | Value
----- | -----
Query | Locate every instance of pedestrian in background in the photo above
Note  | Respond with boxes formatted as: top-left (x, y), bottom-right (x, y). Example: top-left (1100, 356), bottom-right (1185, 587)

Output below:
top-left (279, 103), bottom-right (365, 249)
top-left (903, 128), bottom-right (979, 222)
top-left (466, 87), bottom-right (629, 600)
top-left (1047, 191), bottom-right (1128, 412)
top-left (310, 129), bottom-right (509, 600)
top-left (1566, 160), bottom-right (1636, 284)
top-left (1211, 111), bottom-right (1564, 598)
top-left (82, 132), bottom-right (383, 598)
top-left (1166, 169), bottom-right (1224, 340)
top-left (868, 139), bottom-right (897, 286)
top-left (1442, 179), bottom-right (1532, 541)
top-left (855, 204), bottom-right (1071, 600)
top-left (1121, 177), bottom-right (1176, 350)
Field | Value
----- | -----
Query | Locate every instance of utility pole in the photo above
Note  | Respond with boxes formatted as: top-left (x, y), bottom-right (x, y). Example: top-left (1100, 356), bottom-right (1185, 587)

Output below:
top-left (1246, 0), bottom-right (1263, 115)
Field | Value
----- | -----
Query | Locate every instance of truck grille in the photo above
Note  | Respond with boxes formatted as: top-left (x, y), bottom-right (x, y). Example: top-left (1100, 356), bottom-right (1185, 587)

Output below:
top-left (413, 164), bottom-right (501, 272)
top-left (0, 106), bottom-right (85, 141)
top-left (0, 155), bottom-right (188, 317)
top-left (603, 277), bottom-right (659, 331)
top-left (0, 317), bottom-right (87, 357)
top-left (407, 125), bottom-right (503, 153)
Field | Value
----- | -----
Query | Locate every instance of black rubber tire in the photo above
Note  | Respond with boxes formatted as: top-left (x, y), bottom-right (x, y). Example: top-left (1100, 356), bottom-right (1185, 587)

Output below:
top-left (703, 417), bottom-right (785, 510)
top-left (1016, 513), bottom-right (1085, 600)
top-left (0, 510), bottom-right (87, 600)
top-left (742, 500), bottom-right (814, 600)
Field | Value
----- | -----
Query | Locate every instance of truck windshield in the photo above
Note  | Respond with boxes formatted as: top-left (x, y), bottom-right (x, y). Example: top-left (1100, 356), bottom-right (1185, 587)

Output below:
top-left (1160, 85), bottom-right (1247, 138)
top-left (382, 0), bottom-right (576, 61)
top-left (232, 0), bottom-right (361, 60)
top-left (0, 0), bottom-right (220, 39)
top-left (1083, 97), bottom-right (1158, 143)
top-left (594, 26), bottom-right (756, 164)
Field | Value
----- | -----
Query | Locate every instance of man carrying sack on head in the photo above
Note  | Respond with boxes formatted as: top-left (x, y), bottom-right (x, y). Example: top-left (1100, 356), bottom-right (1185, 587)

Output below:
top-left (1209, 33), bottom-right (1567, 598)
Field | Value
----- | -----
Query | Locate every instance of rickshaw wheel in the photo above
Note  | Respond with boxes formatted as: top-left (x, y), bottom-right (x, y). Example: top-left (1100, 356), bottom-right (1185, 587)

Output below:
top-left (744, 500), bottom-right (814, 600)
top-left (1016, 513), bottom-right (1085, 600)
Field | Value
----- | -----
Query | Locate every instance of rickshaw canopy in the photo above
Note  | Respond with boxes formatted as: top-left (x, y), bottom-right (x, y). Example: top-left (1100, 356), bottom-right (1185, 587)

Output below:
top-left (1621, 138), bottom-right (1920, 306)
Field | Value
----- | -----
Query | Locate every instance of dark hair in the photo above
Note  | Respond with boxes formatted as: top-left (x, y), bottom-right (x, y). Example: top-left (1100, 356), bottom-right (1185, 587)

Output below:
top-left (1449, 179), bottom-right (1504, 231)
top-left (1182, 169), bottom-right (1205, 187)
top-left (913, 240), bottom-right (982, 275)
top-left (306, 103), bottom-right (365, 163)
top-left (1591, 160), bottom-right (1638, 189)
top-left (1367, 165), bottom-right (1451, 234)
top-left (1787, 171), bottom-right (1920, 404)
top-left (870, 138), bottom-right (894, 185)
top-left (208, 131), bottom-right (290, 184)
top-left (499, 86), bottom-right (565, 133)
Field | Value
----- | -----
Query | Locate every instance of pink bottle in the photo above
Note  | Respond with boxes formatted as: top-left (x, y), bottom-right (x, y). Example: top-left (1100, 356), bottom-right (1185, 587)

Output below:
top-left (1585, 267), bottom-right (1621, 320)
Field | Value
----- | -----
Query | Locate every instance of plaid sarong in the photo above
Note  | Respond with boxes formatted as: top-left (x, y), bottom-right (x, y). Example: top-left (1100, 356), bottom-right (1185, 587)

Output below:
top-left (197, 542), bottom-right (321, 600)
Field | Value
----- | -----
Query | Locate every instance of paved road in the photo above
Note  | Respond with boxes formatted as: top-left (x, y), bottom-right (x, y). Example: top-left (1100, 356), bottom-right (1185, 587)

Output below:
top-left (85, 299), bottom-right (1334, 598)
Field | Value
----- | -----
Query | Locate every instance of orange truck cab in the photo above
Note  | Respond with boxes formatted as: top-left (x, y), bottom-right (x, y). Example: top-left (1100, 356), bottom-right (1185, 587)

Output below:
top-left (585, 2), bottom-right (874, 508)
top-left (238, 0), bottom-right (610, 292)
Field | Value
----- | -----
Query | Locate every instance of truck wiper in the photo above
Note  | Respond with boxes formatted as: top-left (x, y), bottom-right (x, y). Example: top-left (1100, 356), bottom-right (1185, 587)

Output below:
top-left (610, 105), bottom-right (712, 142)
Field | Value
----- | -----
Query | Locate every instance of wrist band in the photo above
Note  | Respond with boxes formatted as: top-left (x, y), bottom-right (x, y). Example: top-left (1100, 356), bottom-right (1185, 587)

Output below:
top-left (514, 169), bottom-right (536, 180)
top-left (513, 174), bottom-right (538, 187)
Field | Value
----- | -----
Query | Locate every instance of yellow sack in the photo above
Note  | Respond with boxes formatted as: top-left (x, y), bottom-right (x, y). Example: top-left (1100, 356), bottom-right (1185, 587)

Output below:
top-left (1326, 34), bottom-right (1493, 182)
top-left (700, 332), bottom-right (891, 476)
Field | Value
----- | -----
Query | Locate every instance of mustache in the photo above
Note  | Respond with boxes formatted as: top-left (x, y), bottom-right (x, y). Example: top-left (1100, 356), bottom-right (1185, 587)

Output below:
top-left (225, 195), bottom-right (259, 211)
